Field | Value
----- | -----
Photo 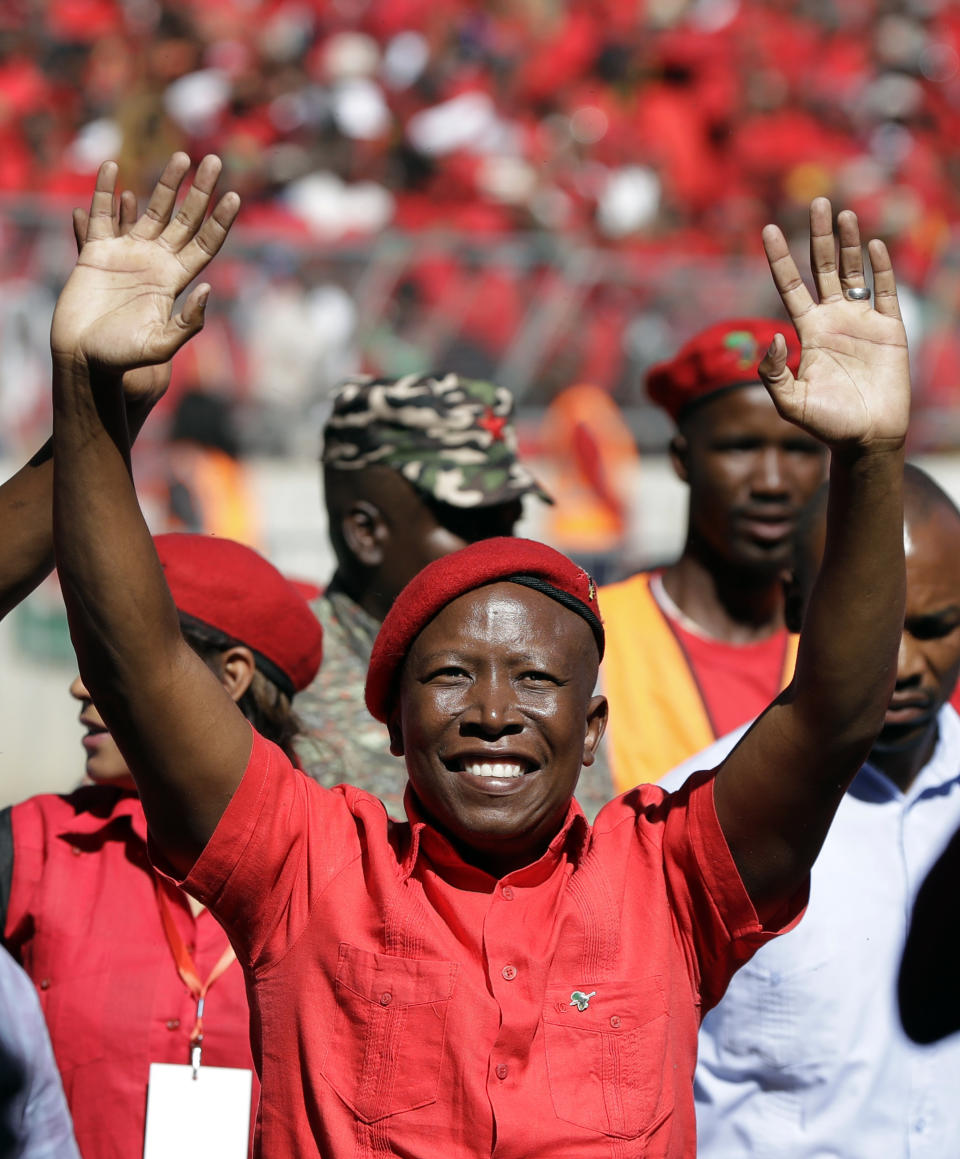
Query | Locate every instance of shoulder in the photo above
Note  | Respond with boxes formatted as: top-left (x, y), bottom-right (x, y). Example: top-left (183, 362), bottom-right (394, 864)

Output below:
top-left (658, 724), bottom-right (751, 793)
top-left (591, 772), bottom-right (710, 842)
top-left (598, 571), bottom-right (653, 605)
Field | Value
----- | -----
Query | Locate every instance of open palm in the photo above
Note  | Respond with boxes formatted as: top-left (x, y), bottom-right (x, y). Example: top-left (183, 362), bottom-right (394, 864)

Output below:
top-left (51, 153), bottom-right (240, 388)
top-left (760, 200), bottom-right (910, 450)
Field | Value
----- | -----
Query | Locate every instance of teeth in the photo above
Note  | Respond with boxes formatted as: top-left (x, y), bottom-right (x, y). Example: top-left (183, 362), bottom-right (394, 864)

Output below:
top-left (463, 762), bottom-right (524, 779)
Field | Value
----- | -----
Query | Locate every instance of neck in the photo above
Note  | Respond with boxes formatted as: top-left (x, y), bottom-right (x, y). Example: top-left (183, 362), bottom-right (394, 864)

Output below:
top-left (870, 720), bottom-right (939, 794)
top-left (330, 569), bottom-right (389, 624)
top-left (661, 549), bottom-right (785, 642)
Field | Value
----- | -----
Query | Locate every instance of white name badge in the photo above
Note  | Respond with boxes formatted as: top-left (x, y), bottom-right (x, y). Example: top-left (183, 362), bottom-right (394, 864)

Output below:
top-left (143, 1063), bottom-right (253, 1159)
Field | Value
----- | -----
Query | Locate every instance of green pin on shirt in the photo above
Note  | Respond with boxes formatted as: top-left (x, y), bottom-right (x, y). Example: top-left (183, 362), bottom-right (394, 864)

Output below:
top-left (570, 990), bottom-right (596, 1012)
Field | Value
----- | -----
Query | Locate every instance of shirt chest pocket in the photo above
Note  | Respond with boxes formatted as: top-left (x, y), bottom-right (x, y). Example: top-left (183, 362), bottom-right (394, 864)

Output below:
top-left (320, 942), bottom-right (458, 1123)
top-left (541, 977), bottom-right (671, 1140)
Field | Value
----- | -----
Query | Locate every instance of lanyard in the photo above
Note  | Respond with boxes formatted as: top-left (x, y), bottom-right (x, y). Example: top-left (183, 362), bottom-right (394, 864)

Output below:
top-left (154, 878), bottom-right (237, 1078)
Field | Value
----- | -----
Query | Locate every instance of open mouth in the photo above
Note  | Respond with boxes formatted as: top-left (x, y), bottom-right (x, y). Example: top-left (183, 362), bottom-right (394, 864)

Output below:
top-left (444, 756), bottom-right (536, 780)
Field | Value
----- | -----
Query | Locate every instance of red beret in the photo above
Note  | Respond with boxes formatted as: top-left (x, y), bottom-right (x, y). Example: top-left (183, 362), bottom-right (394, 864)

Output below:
top-left (154, 533), bottom-right (323, 697)
top-left (647, 318), bottom-right (802, 423)
top-left (365, 537), bottom-right (603, 723)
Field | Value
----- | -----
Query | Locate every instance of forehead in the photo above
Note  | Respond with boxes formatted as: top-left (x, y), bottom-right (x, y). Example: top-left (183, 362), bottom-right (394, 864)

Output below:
top-left (410, 582), bottom-right (595, 661)
top-left (904, 510), bottom-right (960, 606)
top-left (685, 383), bottom-right (796, 439)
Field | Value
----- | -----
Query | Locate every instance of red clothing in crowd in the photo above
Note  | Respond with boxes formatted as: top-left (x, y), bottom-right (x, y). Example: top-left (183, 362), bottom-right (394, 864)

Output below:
top-left (179, 729), bottom-right (804, 1158)
top-left (2, 787), bottom-right (257, 1159)
top-left (667, 617), bottom-right (795, 739)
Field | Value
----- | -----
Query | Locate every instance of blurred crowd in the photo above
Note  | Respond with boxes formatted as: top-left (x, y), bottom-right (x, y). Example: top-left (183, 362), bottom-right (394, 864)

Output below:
top-left (2, 0), bottom-right (960, 455)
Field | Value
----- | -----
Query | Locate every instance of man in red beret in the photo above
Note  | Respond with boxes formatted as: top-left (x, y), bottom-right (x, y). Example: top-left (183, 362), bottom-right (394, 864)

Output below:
top-left (599, 317), bottom-right (828, 792)
top-left (48, 153), bottom-right (909, 1159)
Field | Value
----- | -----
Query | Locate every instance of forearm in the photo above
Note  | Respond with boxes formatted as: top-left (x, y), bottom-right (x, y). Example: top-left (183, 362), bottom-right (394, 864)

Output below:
top-left (52, 355), bottom-right (249, 868)
top-left (52, 354), bottom-right (183, 705)
top-left (789, 442), bottom-right (905, 761)
top-left (0, 445), bottom-right (55, 621)
top-left (0, 386), bottom-right (163, 623)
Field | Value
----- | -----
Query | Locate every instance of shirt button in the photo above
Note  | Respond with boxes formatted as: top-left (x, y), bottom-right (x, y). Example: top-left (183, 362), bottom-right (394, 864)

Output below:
top-left (39, 978), bottom-right (50, 991)
top-left (166, 1019), bottom-right (180, 1031)
top-left (609, 1015), bottom-right (622, 1028)
top-left (501, 886), bottom-right (515, 900)
top-left (70, 846), bottom-right (82, 857)
top-left (495, 1063), bottom-right (509, 1080)
top-left (501, 965), bottom-right (517, 981)
top-left (379, 992), bottom-right (393, 1006)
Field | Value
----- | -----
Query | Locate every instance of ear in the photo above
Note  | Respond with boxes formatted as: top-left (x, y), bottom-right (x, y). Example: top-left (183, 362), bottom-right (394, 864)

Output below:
top-left (580, 694), bottom-right (609, 767)
top-left (668, 434), bottom-right (690, 484)
top-left (342, 500), bottom-right (387, 568)
top-left (217, 645), bottom-right (257, 702)
top-left (387, 713), bottom-right (405, 757)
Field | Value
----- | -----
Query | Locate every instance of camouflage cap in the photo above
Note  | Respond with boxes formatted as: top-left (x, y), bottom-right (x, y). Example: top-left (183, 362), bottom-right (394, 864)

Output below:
top-left (322, 373), bottom-right (553, 509)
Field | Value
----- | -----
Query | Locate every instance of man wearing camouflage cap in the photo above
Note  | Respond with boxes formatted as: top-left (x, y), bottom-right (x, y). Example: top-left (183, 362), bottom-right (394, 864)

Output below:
top-left (294, 372), bottom-right (558, 814)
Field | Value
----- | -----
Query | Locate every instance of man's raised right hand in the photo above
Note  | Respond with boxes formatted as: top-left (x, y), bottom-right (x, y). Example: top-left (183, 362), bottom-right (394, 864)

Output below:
top-left (50, 152), bottom-right (240, 387)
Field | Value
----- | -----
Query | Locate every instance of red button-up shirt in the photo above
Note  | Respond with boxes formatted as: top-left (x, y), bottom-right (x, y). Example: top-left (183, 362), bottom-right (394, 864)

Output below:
top-left (4, 786), bottom-right (257, 1159)
top-left (183, 730), bottom-right (805, 1159)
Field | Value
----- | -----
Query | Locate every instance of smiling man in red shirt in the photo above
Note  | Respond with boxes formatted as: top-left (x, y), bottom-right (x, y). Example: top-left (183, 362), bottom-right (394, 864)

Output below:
top-left (49, 152), bottom-right (909, 1158)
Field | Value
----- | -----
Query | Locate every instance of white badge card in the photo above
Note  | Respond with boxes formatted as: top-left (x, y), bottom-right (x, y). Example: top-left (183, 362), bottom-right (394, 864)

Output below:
top-left (143, 1064), bottom-right (253, 1159)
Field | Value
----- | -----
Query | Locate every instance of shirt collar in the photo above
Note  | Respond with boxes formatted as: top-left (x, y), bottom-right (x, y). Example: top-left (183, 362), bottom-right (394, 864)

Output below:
top-left (398, 785), bottom-right (590, 886)
top-left (55, 785), bottom-right (149, 846)
top-left (853, 703), bottom-right (960, 803)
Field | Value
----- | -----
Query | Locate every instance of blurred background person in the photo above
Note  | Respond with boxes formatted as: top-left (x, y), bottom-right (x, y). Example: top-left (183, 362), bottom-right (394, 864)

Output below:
top-left (163, 387), bottom-right (262, 545)
top-left (536, 381), bottom-right (640, 585)
top-left (599, 319), bottom-right (827, 792)
top-left (661, 464), bottom-right (960, 1158)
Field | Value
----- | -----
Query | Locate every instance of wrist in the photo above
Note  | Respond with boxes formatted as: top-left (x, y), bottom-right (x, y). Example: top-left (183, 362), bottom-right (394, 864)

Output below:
top-left (51, 348), bottom-right (123, 393)
top-left (829, 436), bottom-right (907, 464)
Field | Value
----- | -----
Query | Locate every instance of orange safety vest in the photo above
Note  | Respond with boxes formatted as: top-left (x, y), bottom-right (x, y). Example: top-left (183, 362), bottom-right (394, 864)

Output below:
top-left (598, 573), bottom-right (799, 793)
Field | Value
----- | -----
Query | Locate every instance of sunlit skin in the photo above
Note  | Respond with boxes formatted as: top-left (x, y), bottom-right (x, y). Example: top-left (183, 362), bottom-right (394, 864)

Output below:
top-left (874, 508), bottom-right (960, 786)
top-left (389, 583), bottom-right (607, 878)
top-left (796, 500), bottom-right (960, 793)
top-left (674, 384), bottom-right (827, 574)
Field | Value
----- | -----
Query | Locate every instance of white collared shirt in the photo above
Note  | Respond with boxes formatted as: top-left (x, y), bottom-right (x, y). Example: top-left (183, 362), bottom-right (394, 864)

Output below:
top-left (660, 704), bottom-right (960, 1159)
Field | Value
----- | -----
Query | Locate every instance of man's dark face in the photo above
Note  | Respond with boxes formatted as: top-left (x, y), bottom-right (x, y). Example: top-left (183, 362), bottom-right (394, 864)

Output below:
top-left (674, 384), bottom-right (827, 572)
top-left (792, 500), bottom-right (960, 755)
top-left (876, 509), bottom-right (960, 750)
top-left (391, 583), bottom-right (606, 874)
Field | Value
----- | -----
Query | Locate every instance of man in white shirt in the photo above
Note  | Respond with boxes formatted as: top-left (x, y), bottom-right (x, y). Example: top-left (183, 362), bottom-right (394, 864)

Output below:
top-left (661, 462), bottom-right (960, 1159)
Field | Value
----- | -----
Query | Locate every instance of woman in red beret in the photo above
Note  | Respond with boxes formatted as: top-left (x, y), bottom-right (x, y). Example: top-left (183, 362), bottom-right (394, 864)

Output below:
top-left (49, 154), bottom-right (910, 1159)
top-left (0, 533), bottom-right (323, 1159)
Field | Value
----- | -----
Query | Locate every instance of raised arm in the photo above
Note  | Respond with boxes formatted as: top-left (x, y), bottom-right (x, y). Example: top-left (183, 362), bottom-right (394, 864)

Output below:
top-left (52, 153), bottom-right (245, 876)
top-left (713, 199), bottom-right (908, 909)
top-left (0, 198), bottom-right (171, 622)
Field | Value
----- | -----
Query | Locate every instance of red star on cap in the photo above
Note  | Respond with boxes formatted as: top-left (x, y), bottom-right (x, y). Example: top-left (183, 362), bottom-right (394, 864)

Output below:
top-left (478, 408), bottom-right (508, 441)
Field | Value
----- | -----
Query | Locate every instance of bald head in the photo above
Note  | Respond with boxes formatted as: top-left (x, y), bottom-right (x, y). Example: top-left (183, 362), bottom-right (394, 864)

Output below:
top-left (792, 464), bottom-right (960, 617)
top-left (790, 464), bottom-right (960, 775)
